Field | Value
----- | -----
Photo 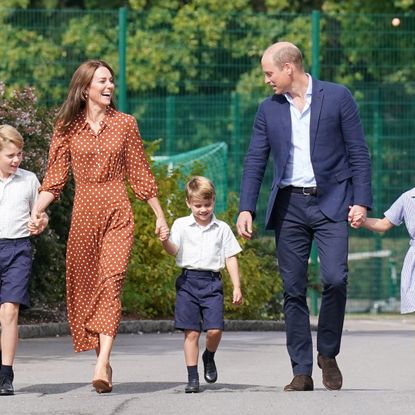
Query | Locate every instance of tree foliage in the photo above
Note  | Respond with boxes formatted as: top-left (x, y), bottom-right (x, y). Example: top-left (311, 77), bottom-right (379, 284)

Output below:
top-left (2, 1), bottom-right (413, 104)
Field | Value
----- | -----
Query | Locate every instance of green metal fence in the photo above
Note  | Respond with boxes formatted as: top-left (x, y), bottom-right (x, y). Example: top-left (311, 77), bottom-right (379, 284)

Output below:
top-left (2, 8), bottom-right (414, 310)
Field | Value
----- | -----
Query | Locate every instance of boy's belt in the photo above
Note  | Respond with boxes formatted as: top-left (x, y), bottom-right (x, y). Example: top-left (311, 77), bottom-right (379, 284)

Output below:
top-left (182, 268), bottom-right (221, 278)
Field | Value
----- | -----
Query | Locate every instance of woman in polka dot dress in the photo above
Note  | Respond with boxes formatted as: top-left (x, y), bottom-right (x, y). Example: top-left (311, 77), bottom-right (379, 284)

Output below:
top-left (31, 60), bottom-right (169, 393)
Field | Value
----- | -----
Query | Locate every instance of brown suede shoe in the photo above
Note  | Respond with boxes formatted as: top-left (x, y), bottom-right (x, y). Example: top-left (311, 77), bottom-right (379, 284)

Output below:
top-left (284, 375), bottom-right (314, 391)
top-left (317, 353), bottom-right (343, 390)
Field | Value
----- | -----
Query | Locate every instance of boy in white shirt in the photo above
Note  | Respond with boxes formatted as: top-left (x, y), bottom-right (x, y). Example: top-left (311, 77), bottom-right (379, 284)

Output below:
top-left (0, 125), bottom-right (48, 395)
top-left (161, 176), bottom-right (243, 393)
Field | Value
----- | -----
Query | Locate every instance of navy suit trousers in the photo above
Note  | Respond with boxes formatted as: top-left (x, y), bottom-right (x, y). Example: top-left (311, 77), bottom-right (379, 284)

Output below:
top-left (274, 188), bottom-right (348, 376)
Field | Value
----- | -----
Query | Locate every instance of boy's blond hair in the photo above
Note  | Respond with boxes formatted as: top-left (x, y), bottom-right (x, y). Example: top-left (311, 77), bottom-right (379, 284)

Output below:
top-left (185, 176), bottom-right (216, 201)
top-left (0, 125), bottom-right (24, 151)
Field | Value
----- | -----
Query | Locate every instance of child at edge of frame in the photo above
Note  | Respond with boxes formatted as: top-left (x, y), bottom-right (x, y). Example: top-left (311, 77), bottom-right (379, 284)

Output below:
top-left (0, 125), bottom-right (48, 396)
top-left (161, 175), bottom-right (243, 393)
top-left (359, 187), bottom-right (415, 314)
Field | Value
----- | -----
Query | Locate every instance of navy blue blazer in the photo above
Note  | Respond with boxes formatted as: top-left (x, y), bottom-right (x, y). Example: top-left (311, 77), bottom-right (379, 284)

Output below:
top-left (239, 78), bottom-right (373, 229)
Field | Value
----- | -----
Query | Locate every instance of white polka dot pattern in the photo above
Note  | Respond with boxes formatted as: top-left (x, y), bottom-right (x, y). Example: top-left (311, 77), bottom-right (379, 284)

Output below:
top-left (40, 107), bottom-right (158, 352)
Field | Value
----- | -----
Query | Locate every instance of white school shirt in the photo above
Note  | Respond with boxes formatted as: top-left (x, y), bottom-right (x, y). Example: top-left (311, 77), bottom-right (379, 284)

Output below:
top-left (0, 168), bottom-right (40, 239)
top-left (280, 74), bottom-right (317, 187)
top-left (384, 187), bottom-right (415, 314)
top-left (169, 214), bottom-right (242, 272)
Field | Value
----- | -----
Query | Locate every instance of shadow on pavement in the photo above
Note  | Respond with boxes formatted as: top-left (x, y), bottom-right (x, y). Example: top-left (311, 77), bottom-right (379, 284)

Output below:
top-left (18, 383), bottom-right (89, 394)
top-left (16, 381), bottom-right (274, 395)
top-left (111, 382), bottom-right (274, 394)
top-left (16, 382), bottom-right (393, 396)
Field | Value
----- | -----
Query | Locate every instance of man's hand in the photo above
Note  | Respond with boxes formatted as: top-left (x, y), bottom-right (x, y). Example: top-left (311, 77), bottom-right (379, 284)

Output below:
top-left (348, 205), bottom-right (367, 229)
top-left (236, 211), bottom-right (253, 239)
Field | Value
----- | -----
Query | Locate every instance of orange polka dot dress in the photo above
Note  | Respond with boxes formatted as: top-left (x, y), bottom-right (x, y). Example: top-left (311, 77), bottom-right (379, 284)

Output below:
top-left (39, 107), bottom-right (157, 352)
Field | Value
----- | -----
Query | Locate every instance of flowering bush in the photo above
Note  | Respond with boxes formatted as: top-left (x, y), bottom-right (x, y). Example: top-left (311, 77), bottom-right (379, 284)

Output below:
top-left (0, 83), bottom-right (70, 308)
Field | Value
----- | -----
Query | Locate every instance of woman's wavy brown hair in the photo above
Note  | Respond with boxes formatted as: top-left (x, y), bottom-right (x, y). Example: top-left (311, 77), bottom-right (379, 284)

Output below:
top-left (55, 59), bottom-right (116, 133)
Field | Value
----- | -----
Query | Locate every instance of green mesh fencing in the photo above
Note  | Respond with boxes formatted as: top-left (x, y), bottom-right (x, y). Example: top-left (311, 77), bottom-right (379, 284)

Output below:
top-left (154, 142), bottom-right (228, 213)
top-left (2, 8), bottom-right (415, 310)
top-left (318, 13), bottom-right (415, 309)
top-left (0, 8), bottom-right (119, 105)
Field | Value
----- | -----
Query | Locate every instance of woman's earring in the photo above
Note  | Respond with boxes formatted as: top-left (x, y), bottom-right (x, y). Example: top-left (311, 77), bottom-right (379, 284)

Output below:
top-left (82, 91), bottom-right (88, 101)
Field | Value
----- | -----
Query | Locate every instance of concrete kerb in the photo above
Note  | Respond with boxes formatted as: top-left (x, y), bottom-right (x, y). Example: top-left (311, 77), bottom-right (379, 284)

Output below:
top-left (18, 319), bottom-right (293, 339)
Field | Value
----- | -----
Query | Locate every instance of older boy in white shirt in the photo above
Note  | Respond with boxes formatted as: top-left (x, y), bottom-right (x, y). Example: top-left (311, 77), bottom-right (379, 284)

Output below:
top-left (0, 125), bottom-right (48, 395)
top-left (161, 176), bottom-right (243, 393)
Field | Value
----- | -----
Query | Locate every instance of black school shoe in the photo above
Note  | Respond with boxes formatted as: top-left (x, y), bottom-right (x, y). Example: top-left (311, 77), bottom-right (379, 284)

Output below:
top-left (0, 374), bottom-right (14, 396)
top-left (185, 378), bottom-right (200, 393)
top-left (202, 351), bottom-right (218, 383)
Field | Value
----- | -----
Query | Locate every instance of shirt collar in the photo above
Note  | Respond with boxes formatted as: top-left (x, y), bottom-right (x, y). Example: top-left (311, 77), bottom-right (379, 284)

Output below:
top-left (12, 168), bottom-right (23, 178)
top-left (0, 168), bottom-right (22, 183)
top-left (187, 213), bottom-right (219, 229)
top-left (305, 74), bottom-right (313, 96)
top-left (284, 74), bottom-right (313, 103)
top-left (73, 106), bottom-right (117, 134)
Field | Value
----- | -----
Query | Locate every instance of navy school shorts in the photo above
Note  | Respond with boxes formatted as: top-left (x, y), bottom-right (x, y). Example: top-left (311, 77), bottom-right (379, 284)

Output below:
top-left (174, 268), bottom-right (224, 332)
top-left (0, 238), bottom-right (32, 308)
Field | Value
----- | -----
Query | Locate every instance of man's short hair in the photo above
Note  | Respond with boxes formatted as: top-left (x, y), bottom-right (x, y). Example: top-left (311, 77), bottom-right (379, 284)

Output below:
top-left (272, 45), bottom-right (304, 71)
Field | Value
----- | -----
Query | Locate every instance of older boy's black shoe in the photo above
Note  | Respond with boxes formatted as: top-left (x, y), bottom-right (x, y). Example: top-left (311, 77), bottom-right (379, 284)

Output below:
top-left (185, 379), bottom-right (200, 393)
top-left (0, 375), bottom-right (14, 396)
top-left (202, 350), bottom-right (217, 383)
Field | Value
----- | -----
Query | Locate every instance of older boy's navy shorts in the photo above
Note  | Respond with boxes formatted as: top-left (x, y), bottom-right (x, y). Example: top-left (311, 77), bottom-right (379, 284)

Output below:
top-left (175, 269), bottom-right (224, 332)
top-left (0, 238), bottom-right (32, 308)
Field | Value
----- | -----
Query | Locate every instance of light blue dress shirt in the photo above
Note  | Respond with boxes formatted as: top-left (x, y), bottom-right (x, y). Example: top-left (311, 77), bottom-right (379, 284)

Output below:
top-left (280, 74), bottom-right (317, 187)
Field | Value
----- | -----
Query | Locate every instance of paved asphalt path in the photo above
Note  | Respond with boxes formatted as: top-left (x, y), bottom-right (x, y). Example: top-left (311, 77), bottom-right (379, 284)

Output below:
top-left (2, 316), bottom-right (415, 415)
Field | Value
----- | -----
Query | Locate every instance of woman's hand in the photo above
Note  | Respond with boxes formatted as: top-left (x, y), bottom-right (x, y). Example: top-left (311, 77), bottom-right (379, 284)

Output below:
top-left (28, 212), bottom-right (49, 235)
top-left (155, 217), bottom-right (169, 241)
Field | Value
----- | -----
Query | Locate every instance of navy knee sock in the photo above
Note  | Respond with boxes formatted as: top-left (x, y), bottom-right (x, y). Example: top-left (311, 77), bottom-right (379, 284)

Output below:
top-left (187, 365), bottom-right (199, 381)
top-left (203, 349), bottom-right (215, 361)
top-left (0, 365), bottom-right (13, 379)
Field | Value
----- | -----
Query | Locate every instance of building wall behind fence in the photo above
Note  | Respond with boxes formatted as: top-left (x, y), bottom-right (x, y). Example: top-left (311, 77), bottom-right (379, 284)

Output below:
top-left (2, 8), bottom-right (414, 308)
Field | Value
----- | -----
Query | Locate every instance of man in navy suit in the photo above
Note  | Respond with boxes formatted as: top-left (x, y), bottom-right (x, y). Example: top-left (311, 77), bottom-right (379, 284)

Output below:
top-left (237, 42), bottom-right (372, 391)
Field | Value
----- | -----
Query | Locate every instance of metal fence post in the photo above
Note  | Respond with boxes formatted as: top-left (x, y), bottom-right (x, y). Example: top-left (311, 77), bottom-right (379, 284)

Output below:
top-left (118, 7), bottom-right (127, 112)
top-left (373, 89), bottom-right (383, 301)
top-left (166, 96), bottom-right (176, 155)
top-left (309, 10), bottom-right (321, 316)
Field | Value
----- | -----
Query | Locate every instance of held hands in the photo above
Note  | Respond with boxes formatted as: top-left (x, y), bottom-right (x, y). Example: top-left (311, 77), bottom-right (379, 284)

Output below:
top-left (236, 211), bottom-right (253, 240)
top-left (28, 211), bottom-right (49, 235)
top-left (348, 205), bottom-right (367, 229)
top-left (155, 217), bottom-right (170, 241)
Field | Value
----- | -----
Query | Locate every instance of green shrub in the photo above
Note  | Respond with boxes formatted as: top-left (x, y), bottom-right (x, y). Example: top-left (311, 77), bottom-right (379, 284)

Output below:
top-left (123, 148), bottom-right (185, 318)
top-left (212, 196), bottom-right (283, 320)
top-left (123, 144), bottom-right (283, 320)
